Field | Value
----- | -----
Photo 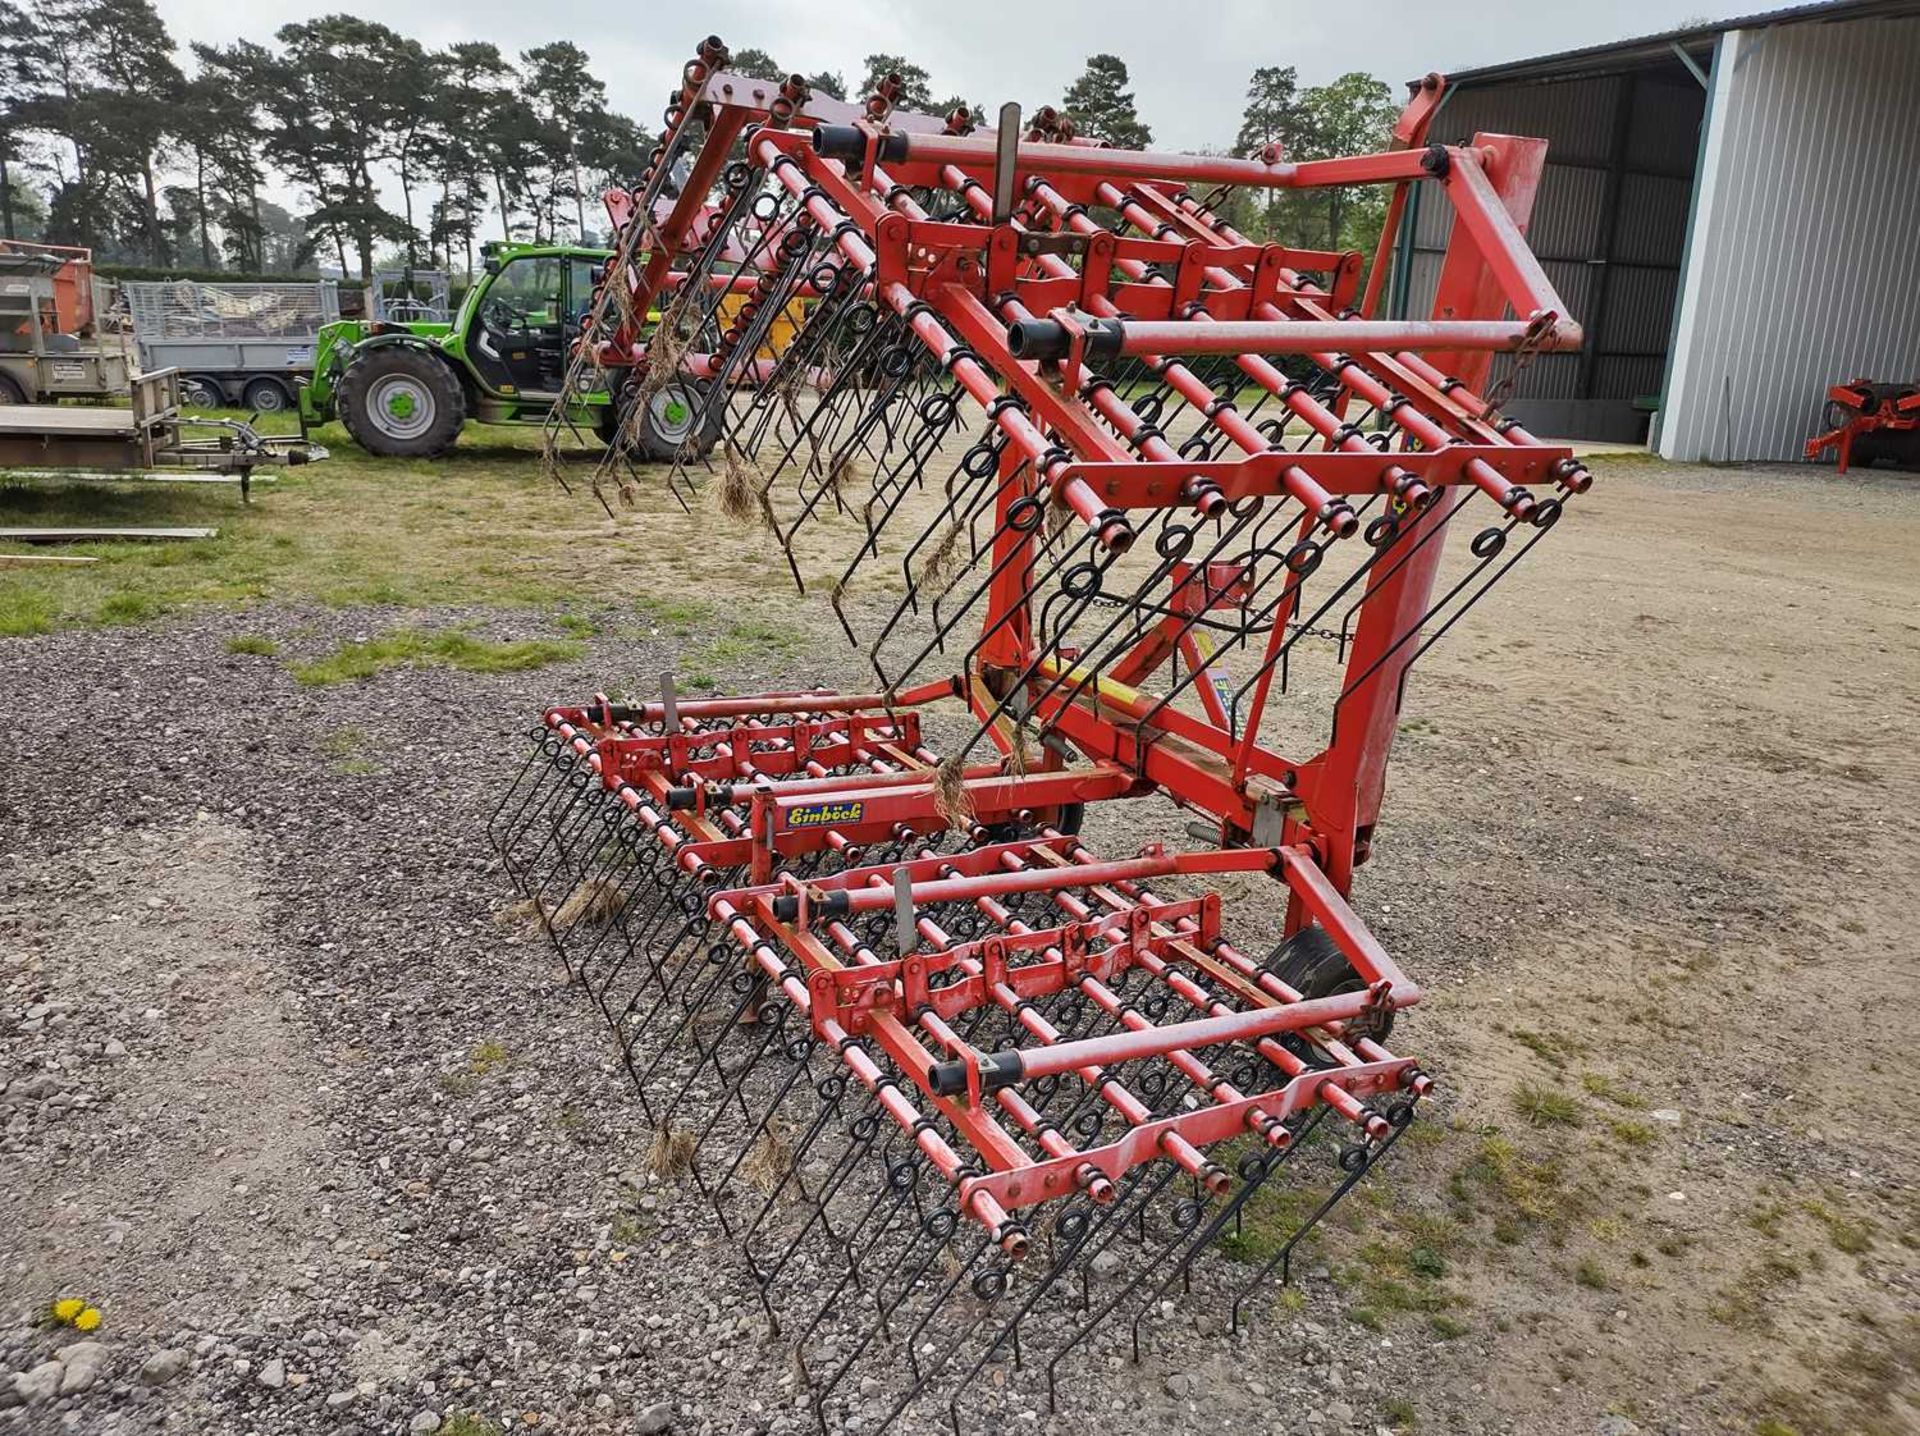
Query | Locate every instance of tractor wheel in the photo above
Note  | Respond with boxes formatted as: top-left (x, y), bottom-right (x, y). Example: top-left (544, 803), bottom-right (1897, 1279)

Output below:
top-left (1265, 923), bottom-right (1395, 1046)
top-left (242, 377), bottom-right (292, 413)
top-left (337, 346), bottom-right (465, 458)
top-left (628, 376), bottom-right (723, 462)
top-left (0, 373), bottom-right (27, 405)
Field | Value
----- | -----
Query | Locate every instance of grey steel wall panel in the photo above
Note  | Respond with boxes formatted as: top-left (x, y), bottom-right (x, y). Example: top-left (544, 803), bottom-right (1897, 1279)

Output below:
top-left (1659, 15), bottom-right (1920, 461)
top-left (1394, 70), bottom-right (1704, 427)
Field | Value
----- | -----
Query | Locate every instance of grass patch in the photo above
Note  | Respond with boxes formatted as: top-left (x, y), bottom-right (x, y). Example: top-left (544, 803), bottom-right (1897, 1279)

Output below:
top-left (1709, 1253), bottom-right (1802, 1329)
top-left (288, 628), bottom-right (579, 686)
top-left (1429, 1312), bottom-right (1470, 1339)
top-left (1513, 1082), bottom-right (1583, 1128)
top-left (1608, 1119), bottom-right (1657, 1147)
top-left (225, 633), bottom-right (279, 655)
top-left (1574, 1258), bottom-right (1611, 1290)
top-left (688, 615), bottom-right (805, 672)
top-left (439, 1415), bottom-right (502, 1436)
top-left (0, 415), bottom-right (783, 638)
top-left (1580, 1072), bottom-right (1646, 1109)
top-left (95, 590), bottom-right (168, 625)
top-left (1451, 1133), bottom-right (1579, 1237)
top-left (470, 1039), bottom-right (511, 1074)
top-left (1382, 1397), bottom-right (1417, 1430)
top-left (1803, 1199), bottom-right (1875, 1255)
top-left (1509, 1027), bottom-right (1585, 1069)
top-left (635, 594), bottom-right (712, 630)
top-left (0, 587), bottom-right (54, 636)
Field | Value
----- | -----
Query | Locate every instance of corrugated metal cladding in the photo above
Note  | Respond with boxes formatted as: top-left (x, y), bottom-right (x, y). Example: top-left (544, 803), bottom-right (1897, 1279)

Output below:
top-left (1395, 70), bottom-right (1705, 438)
top-left (1658, 15), bottom-right (1920, 461)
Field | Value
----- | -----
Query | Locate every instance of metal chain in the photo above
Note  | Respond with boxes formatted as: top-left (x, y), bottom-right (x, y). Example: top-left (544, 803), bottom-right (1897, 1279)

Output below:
top-left (1478, 321), bottom-right (1549, 420)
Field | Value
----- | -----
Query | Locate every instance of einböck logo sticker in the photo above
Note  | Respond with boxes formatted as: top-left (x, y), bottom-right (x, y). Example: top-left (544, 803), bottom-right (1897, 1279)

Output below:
top-left (787, 801), bottom-right (865, 829)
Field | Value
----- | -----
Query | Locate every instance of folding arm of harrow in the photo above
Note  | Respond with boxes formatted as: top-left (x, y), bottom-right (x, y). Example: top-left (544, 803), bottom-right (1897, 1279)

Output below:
top-left (503, 39), bottom-right (1593, 1426)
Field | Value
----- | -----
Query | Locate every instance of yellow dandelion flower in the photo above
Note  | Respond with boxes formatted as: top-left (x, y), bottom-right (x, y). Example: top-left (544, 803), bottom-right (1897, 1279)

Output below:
top-left (73, 1307), bottom-right (102, 1331)
top-left (51, 1298), bottom-right (85, 1325)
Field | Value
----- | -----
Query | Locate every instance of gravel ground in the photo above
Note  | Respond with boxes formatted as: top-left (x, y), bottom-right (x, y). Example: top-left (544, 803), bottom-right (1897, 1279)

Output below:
top-left (1, 456), bottom-right (1915, 1436)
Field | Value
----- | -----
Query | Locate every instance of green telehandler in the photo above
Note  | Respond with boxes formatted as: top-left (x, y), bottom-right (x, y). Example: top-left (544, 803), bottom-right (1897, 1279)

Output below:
top-left (298, 240), bottom-right (715, 460)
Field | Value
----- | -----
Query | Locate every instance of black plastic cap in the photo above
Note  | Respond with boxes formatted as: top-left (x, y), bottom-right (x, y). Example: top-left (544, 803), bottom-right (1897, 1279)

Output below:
top-left (927, 1049), bottom-right (1026, 1098)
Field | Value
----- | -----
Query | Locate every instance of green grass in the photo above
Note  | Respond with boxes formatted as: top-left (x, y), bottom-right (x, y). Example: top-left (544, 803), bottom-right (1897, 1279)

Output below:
top-left (439, 1414), bottom-right (502, 1436)
top-left (287, 628), bottom-right (580, 686)
top-left (0, 414), bottom-right (766, 636)
top-left (224, 633), bottom-right (279, 655)
top-left (1580, 1072), bottom-right (1646, 1109)
top-left (1608, 1119), bottom-right (1657, 1148)
top-left (1574, 1258), bottom-right (1612, 1290)
top-left (1512, 1082), bottom-right (1584, 1128)
top-left (1382, 1397), bottom-right (1418, 1431)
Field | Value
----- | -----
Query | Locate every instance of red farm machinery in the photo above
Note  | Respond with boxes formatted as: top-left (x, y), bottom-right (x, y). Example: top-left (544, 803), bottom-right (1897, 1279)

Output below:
top-left (1805, 378), bottom-right (1920, 473)
top-left (495, 37), bottom-right (1594, 1432)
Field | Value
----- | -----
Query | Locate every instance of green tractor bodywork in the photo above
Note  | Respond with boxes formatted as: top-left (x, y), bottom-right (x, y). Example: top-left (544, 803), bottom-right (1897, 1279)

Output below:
top-left (300, 239), bottom-right (685, 459)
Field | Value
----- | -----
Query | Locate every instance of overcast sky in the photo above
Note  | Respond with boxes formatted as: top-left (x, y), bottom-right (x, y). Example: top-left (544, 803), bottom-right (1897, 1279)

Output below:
top-left (148, 0), bottom-right (1749, 155)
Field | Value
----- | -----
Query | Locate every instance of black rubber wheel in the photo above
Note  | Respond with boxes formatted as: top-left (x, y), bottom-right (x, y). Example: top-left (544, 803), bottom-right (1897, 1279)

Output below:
top-left (629, 375), bottom-right (724, 461)
top-left (336, 346), bottom-right (465, 457)
top-left (242, 377), bottom-right (292, 412)
top-left (179, 374), bottom-right (224, 409)
top-left (0, 373), bottom-right (27, 405)
top-left (1265, 924), bottom-right (1394, 1045)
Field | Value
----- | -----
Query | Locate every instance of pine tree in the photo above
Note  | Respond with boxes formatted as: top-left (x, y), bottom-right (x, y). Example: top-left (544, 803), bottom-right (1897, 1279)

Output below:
top-left (1061, 54), bottom-right (1151, 149)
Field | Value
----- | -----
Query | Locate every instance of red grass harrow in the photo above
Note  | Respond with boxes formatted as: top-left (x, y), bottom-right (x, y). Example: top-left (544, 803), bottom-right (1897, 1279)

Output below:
top-left (495, 36), bottom-right (1593, 1430)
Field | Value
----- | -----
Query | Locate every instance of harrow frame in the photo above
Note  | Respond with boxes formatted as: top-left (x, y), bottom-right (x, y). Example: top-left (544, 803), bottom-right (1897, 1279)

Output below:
top-left (499, 35), bottom-right (1596, 1430)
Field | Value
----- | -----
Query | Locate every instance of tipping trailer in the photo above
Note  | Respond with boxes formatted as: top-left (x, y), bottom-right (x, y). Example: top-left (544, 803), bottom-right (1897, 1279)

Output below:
top-left (0, 250), bottom-right (129, 405)
top-left (123, 279), bottom-right (340, 412)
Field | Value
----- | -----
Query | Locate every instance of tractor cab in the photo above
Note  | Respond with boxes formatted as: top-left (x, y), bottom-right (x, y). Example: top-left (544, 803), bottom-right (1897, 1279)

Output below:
top-left (465, 244), bottom-right (603, 399)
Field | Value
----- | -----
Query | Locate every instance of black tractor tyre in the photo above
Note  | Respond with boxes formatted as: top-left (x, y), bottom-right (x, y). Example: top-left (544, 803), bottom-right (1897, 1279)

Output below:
top-left (336, 345), bottom-right (465, 458)
top-left (0, 373), bottom-right (27, 405)
top-left (621, 375), bottom-right (725, 462)
top-left (1265, 923), bottom-right (1395, 1046)
top-left (242, 376), bottom-right (292, 413)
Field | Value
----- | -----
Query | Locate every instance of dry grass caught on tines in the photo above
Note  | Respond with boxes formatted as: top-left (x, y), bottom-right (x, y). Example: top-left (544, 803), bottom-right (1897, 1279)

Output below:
top-left (740, 1128), bottom-right (794, 1195)
top-left (647, 1124), bottom-right (697, 1178)
top-left (553, 875), bottom-right (628, 929)
top-left (718, 441), bottom-right (767, 524)
top-left (1045, 487), bottom-right (1076, 543)
top-left (917, 516), bottom-right (967, 588)
top-left (932, 752), bottom-right (974, 829)
top-left (823, 450), bottom-right (867, 510)
top-left (631, 289), bottom-right (698, 411)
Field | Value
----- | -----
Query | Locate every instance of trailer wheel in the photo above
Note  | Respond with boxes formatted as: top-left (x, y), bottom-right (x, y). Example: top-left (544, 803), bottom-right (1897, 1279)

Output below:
top-left (243, 377), bottom-right (292, 412)
top-left (631, 376), bottom-right (724, 461)
top-left (337, 346), bottom-right (465, 458)
top-left (1264, 923), bottom-right (1395, 1046)
top-left (0, 374), bottom-right (26, 405)
top-left (180, 374), bottom-right (224, 409)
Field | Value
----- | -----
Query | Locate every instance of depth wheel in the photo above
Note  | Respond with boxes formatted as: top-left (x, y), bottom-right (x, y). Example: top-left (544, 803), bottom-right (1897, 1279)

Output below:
top-left (1265, 924), bottom-right (1395, 1046)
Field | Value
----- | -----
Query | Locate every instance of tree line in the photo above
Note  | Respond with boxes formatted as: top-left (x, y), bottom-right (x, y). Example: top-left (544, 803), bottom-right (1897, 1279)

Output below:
top-left (0, 9), bottom-right (1399, 279)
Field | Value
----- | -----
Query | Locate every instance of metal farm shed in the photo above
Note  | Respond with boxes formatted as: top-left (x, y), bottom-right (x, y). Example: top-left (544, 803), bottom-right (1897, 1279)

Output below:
top-left (1387, 0), bottom-right (1920, 460)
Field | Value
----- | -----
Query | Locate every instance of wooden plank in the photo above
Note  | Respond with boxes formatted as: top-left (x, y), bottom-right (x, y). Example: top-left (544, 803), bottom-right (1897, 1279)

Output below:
top-left (0, 468), bottom-right (274, 485)
top-left (0, 526), bottom-right (217, 543)
top-left (0, 405), bottom-right (138, 437)
top-left (0, 552), bottom-right (98, 565)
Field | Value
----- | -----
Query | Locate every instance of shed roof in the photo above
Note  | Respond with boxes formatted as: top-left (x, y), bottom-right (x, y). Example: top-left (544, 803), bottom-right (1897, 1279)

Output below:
top-left (1434, 0), bottom-right (1920, 87)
